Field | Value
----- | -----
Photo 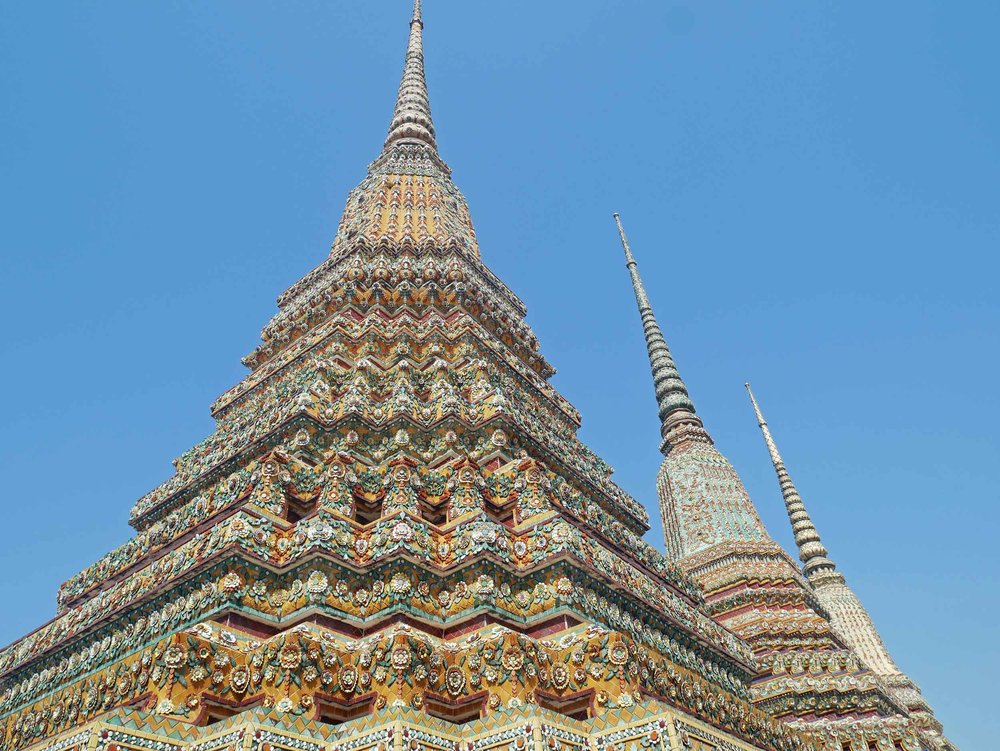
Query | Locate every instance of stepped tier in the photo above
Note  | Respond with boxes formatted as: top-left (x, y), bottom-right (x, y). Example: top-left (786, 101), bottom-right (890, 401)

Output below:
top-left (0, 3), bottom-right (955, 751)
top-left (658, 426), bottom-right (920, 750)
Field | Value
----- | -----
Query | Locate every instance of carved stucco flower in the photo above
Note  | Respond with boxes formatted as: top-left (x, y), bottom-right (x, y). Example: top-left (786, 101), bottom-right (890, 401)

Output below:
top-left (445, 666), bottom-right (466, 696)
top-left (306, 570), bottom-right (329, 594)
top-left (230, 667), bottom-right (250, 694)
top-left (608, 642), bottom-right (629, 666)
top-left (162, 646), bottom-right (186, 669)
top-left (278, 646), bottom-right (302, 670)
top-left (502, 649), bottom-right (524, 672)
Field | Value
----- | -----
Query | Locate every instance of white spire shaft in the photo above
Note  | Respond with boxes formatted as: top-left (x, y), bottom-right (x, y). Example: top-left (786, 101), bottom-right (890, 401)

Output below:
top-left (744, 383), bottom-right (837, 579)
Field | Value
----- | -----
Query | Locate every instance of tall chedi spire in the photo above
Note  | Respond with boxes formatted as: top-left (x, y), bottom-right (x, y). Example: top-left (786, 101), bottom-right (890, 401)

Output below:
top-left (743, 383), bottom-right (837, 580)
top-left (0, 8), bottom-right (825, 751)
top-left (384, 0), bottom-right (436, 151)
top-left (745, 384), bottom-right (958, 751)
top-left (614, 215), bottom-right (937, 750)
top-left (613, 213), bottom-right (768, 556)
top-left (613, 213), bottom-right (702, 446)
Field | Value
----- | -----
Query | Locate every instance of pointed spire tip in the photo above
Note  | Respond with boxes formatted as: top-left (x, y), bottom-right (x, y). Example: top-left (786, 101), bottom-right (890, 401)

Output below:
top-left (745, 382), bottom-right (767, 425)
top-left (613, 213), bottom-right (636, 265)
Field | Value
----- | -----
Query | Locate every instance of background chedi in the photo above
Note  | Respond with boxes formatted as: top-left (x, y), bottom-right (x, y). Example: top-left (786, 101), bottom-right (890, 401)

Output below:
top-left (612, 219), bottom-right (954, 750)
top-left (0, 2), bottom-right (976, 751)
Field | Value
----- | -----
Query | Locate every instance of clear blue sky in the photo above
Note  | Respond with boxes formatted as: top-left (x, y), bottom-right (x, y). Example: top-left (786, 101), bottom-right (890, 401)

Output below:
top-left (1, 2), bottom-right (996, 747)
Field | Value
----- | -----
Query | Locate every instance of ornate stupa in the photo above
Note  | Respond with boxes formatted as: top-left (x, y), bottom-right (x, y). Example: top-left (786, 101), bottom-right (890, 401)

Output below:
top-left (611, 218), bottom-right (956, 751)
top-left (0, 5), bottom-right (955, 751)
top-left (742, 385), bottom-right (955, 751)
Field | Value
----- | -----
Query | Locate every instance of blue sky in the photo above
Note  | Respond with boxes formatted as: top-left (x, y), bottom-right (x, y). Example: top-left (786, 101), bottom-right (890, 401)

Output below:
top-left (1, 2), bottom-right (996, 747)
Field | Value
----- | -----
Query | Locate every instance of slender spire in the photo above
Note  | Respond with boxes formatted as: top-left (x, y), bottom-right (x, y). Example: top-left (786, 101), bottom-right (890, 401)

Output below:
top-left (613, 213), bottom-right (703, 451)
top-left (384, 0), bottom-right (437, 151)
top-left (744, 383), bottom-right (841, 581)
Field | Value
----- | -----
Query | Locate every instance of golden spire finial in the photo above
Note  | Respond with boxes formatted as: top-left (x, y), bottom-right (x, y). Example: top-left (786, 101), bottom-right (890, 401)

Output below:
top-left (384, 0), bottom-right (437, 151)
top-left (613, 213), bottom-right (703, 452)
top-left (744, 383), bottom-right (840, 580)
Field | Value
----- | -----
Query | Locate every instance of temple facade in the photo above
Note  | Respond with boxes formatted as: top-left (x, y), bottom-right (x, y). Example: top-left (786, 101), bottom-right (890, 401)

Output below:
top-left (0, 5), bottom-right (955, 751)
